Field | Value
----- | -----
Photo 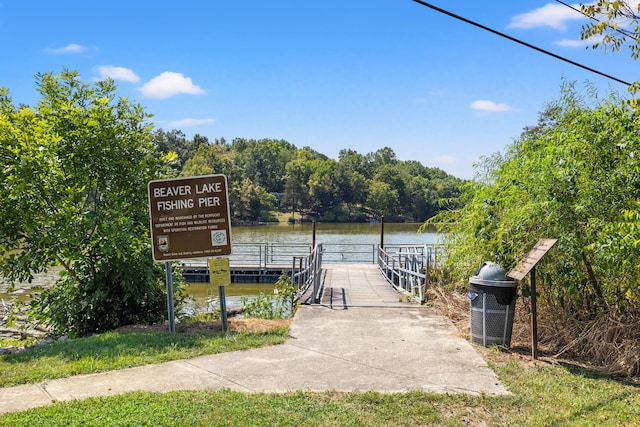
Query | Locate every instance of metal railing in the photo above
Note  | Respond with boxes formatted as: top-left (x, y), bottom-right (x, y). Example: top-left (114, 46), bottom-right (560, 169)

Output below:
top-left (227, 243), bottom-right (312, 268)
top-left (378, 244), bottom-right (440, 303)
top-left (321, 243), bottom-right (445, 265)
top-left (182, 242), bottom-right (442, 268)
top-left (180, 242), bottom-right (444, 305)
top-left (292, 243), bottom-right (324, 303)
top-left (320, 243), bottom-right (378, 263)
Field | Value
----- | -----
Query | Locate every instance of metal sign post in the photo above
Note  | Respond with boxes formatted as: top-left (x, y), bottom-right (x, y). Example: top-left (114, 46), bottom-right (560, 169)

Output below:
top-left (209, 257), bottom-right (231, 332)
top-left (148, 174), bottom-right (232, 332)
top-left (508, 238), bottom-right (557, 360)
top-left (164, 261), bottom-right (175, 333)
top-left (218, 286), bottom-right (228, 332)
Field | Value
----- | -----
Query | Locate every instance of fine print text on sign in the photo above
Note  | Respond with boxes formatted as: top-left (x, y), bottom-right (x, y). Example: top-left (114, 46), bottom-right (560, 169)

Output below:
top-left (208, 257), bottom-right (231, 287)
top-left (148, 174), bottom-right (232, 262)
top-left (508, 238), bottom-right (557, 281)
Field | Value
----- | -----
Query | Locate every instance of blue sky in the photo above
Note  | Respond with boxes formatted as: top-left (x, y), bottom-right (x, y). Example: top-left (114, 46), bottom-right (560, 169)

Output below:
top-left (0, 1), bottom-right (636, 179)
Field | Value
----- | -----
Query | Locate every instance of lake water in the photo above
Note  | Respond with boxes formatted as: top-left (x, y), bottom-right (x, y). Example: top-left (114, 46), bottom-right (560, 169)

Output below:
top-left (1, 222), bottom-right (438, 313)
top-left (231, 222), bottom-right (437, 245)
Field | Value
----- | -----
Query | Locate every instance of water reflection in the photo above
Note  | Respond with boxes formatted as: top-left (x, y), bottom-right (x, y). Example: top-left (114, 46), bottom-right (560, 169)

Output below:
top-left (182, 281), bottom-right (275, 315)
top-left (232, 222), bottom-right (438, 246)
top-left (0, 268), bottom-right (61, 302)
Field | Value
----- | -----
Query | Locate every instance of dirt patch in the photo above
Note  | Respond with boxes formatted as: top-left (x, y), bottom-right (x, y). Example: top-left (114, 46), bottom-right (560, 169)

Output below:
top-left (114, 318), bottom-right (291, 335)
top-left (428, 286), bottom-right (563, 365)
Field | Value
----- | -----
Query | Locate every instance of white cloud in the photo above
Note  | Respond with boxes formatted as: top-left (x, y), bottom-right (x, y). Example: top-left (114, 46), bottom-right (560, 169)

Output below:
top-left (95, 66), bottom-right (140, 83)
top-left (431, 155), bottom-right (457, 165)
top-left (509, 3), bottom-right (584, 30)
top-left (45, 43), bottom-right (87, 54)
top-left (470, 100), bottom-right (512, 112)
top-left (138, 72), bottom-right (205, 99)
top-left (555, 34), bottom-right (603, 48)
top-left (166, 118), bottom-right (216, 128)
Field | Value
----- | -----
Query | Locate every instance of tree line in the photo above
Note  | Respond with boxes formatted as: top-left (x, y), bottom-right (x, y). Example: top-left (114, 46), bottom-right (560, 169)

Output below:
top-left (153, 131), bottom-right (464, 224)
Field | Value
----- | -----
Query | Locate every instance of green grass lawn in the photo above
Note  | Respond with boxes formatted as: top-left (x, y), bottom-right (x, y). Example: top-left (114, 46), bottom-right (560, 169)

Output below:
top-left (1, 326), bottom-right (638, 426)
top-left (1, 362), bottom-right (638, 426)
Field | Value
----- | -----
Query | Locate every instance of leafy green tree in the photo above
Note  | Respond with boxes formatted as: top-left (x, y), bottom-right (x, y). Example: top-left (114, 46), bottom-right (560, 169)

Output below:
top-left (258, 191), bottom-right (278, 222)
top-left (373, 163), bottom-right (408, 212)
top-left (581, 1), bottom-right (640, 59)
top-left (236, 178), bottom-right (277, 223)
top-left (152, 129), bottom-right (202, 175)
top-left (0, 70), bottom-right (172, 335)
top-left (338, 149), bottom-right (372, 180)
top-left (370, 146), bottom-right (397, 168)
top-left (335, 165), bottom-right (367, 220)
top-left (232, 138), bottom-right (296, 193)
top-left (282, 150), bottom-right (315, 218)
top-left (580, 2), bottom-right (640, 96)
top-left (153, 132), bottom-right (463, 223)
top-left (407, 176), bottom-right (433, 220)
top-left (308, 158), bottom-right (339, 218)
top-left (180, 142), bottom-right (275, 223)
top-left (181, 141), bottom-right (235, 178)
top-left (367, 181), bottom-right (399, 219)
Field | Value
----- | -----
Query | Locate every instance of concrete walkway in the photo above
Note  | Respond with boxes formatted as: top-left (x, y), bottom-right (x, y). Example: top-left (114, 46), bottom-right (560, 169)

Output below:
top-left (0, 264), bottom-right (509, 414)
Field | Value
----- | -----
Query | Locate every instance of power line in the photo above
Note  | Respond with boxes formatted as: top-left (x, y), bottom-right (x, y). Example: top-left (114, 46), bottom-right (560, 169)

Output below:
top-left (411, 0), bottom-right (632, 86)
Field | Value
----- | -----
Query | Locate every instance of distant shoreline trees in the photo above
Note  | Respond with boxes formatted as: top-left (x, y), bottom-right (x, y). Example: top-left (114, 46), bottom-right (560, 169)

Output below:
top-left (152, 132), bottom-right (465, 224)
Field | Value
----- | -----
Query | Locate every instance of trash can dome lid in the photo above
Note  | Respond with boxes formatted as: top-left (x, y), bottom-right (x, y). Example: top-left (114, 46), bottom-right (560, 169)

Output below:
top-left (469, 262), bottom-right (517, 287)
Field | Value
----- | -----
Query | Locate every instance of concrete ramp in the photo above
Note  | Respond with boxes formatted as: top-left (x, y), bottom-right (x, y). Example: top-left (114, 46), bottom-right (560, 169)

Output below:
top-left (0, 264), bottom-right (508, 414)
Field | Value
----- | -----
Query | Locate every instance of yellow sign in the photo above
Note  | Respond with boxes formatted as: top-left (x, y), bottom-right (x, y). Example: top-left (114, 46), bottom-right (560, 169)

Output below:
top-left (208, 257), bottom-right (231, 286)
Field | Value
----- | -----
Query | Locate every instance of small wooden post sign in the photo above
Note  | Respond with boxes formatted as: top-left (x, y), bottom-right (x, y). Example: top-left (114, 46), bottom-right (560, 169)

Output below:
top-left (508, 238), bottom-right (557, 281)
top-left (508, 238), bottom-right (557, 360)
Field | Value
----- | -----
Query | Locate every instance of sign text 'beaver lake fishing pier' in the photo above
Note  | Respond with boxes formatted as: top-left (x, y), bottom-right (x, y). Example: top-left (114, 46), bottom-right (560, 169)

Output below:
top-left (148, 174), bottom-right (232, 262)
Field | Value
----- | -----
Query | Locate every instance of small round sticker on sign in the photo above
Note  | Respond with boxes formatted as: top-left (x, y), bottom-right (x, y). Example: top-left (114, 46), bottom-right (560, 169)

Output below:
top-left (211, 230), bottom-right (228, 246)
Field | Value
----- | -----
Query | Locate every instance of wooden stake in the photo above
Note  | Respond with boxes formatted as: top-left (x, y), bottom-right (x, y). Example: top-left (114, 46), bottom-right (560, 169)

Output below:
top-left (530, 266), bottom-right (538, 360)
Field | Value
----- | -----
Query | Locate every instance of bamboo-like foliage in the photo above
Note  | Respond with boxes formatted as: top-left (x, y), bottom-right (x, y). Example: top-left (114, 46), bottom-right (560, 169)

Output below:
top-left (431, 81), bottom-right (640, 318)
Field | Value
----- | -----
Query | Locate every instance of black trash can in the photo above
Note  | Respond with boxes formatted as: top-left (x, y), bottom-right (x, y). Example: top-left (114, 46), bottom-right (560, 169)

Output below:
top-left (468, 262), bottom-right (517, 348)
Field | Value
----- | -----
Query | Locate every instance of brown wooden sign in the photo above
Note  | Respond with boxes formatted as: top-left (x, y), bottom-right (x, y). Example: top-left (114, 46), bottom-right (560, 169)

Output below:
top-left (508, 238), bottom-right (557, 281)
top-left (148, 174), bottom-right (232, 261)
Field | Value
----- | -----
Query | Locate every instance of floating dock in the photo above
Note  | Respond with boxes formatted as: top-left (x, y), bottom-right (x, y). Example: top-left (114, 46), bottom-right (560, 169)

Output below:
top-left (182, 264), bottom-right (291, 284)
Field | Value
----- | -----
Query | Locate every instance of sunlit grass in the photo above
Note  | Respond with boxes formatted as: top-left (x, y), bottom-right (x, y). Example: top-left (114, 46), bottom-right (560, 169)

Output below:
top-left (0, 328), bottom-right (288, 387)
top-left (1, 318), bottom-right (639, 425)
top-left (1, 351), bottom-right (639, 425)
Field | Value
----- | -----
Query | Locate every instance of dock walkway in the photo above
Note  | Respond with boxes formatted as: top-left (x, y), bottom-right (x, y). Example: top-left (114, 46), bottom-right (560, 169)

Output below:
top-left (0, 264), bottom-right (508, 415)
top-left (318, 263), bottom-right (415, 307)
